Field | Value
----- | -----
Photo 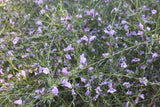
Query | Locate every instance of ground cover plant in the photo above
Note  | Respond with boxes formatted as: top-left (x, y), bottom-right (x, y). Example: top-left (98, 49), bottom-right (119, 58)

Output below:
top-left (0, 0), bottom-right (160, 106)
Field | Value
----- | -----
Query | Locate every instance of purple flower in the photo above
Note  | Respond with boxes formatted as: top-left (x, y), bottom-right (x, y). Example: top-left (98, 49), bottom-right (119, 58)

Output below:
top-left (120, 61), bottom-right (127, 68)
top-left (42, 68), bottom-right (50, 74)
top-left (95, 86), bottom-right (102, 94)
top-left (0, 68), bottom-right (3, 75)
top-left (7, 74), bottom-right (13, 78)
top-left (36, 21), bottom-right (43, 25)
top-left (86, 9), bottom-right (95, 17)
top-left (152, 9), bottom-right (157, 15)
top-left (61, 79), bottom-right (72, 89)
top-left (93, 94), bottom-right (99, 101)
top-left (65, 54), bottom-right (71, 60)
top-left (111, 8), bottom-right (118, 13)
top-left (14, 99), bottom-right (22, 105)
top-left (40, 9), bottom-right (45, 14)
top-left (139, 23), bottom-right (144, 30)
top-left (37, 27), bottom-right (42, 33)
top-left (35, 89), bottom-right (40, 94)
top-left (135, 97), bottom-right (139, 104)
top-left (81, 35), bottom-right (88, 42)
top-left (100, 81), bottom-right (108, 86)
top-left (123, 82), bottom-right (131, 88)
top-left (7, 50), bottom-right (14, 56)
top-left (62, 67), bottom-right (69, 76)
top-left (125, 102), bottom-right (130, 107)
top-left (107, 88), bottom-right (116, 93)
top-left (137, 31), bottom-right (144, 35)
top-left (89, 36), bottom-right (96, 43)
top-left (152, 53), bottom-right (158, 59)
top-left (81, 77), bottom-right (87, 83)
top-left (104, 0), bottom-right (109, 2)
top-left (76, 14), bottom-right (82, 18)
top-left (21, 70), bottom-right (26, 77)
top-left (131, 58), bottom-right (140, 63)
top-left (104, 29), bottom-right (115, 36)
top-left (85, 90), bottom-right (90, 96)
top-left (126, 90), bottom-right (132, 95)
top-left (34, 96), bottom-right (39, 99)
top-left (52, 86), bottom-right (58, 96)
top-left (124, 25), bottom-right (129, 31)
top-left (21, 54), bottom-right (28, 58)
top-left (102, 53), bottom-right (110, 57)
top-left (79, 64), bottom-right (84, 69)
top-left (89, 67), bottom-right (94, 71)
top-left (80, 54), bottom-right (87, 64)
top-left (40, 87), bottom-right (45, 95)
top-left (138, 94), bottom-right (145, 99)
top-left (61, 16), bottom-right (71, 21)
top-left (140, 65), bottom-right (147, 69)
top-left (72, 89), bottom-right (76, 95)
top-left (139, 77), bottom-right (148, 86)
top-left (63, 44), bottom-right (74, 51)
top-left (67, 24), bottom-right (73, 30)
top-left (121, 20), bottom-right (128, 25)
top-left (37, 0), bottom-right (43, 4)
top-left (12, 37), bottom-right (19, 45)
top-left (130, 31), bottom-right (137, 36)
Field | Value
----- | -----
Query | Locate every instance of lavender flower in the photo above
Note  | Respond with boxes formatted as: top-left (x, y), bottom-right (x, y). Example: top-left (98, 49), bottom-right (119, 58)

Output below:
top-left (21, 70), bottom-right (26, 77)
top-left (36, 21), bottom-right (43, 25)
top-left (40, 9), bottom-right (45, 14)
top-left (102, 53), bottom-right (110, 57)
top-left (104, 29), bottom-right (116, 36)
top-left (7, 74), bottom-right (13, 78)
top-left (120, 61), bottom-right (127, 68)
top-left (107, 88), bottom-right (116, 93)
top-left (131, 58), bottom-right (140, 63)
top-left (152, 53), bottom-right (158, 59)
top-left (37, 0), bottom-right (43, 4)
top-left (12, 37), bottom-right (19, 45)
top-left (139, 77), bottom-right (148, 86)
top-left (111, 8), bottom-right (118, 13)
top-left (67, 24), bottom-right (73, 30)
top-left (152, 9), bottom-right (157, 15)
top-left (40, 87), bottom-right (45, 95)
top-left (139, 23), bottom-right (144, 30)
top-left (0, 68), bottom-right (3, 75)
top-left (123, 82), bottom-right (131, 88)
top-left (61, 79), bottom-right (72, 89)
top-left (52, 86), bottom-right (58, 96)
top-left (126, 90), bottom-right (132, 95)
top-left (72, 89), bottom-right (76, 95)
top-left (81, 35), bottom-right (88, 42)
top-left (95, 86), bottom-right (102, 94)
top-left (81, 77), bottom-right (87, 83)
top-left (125, 102), bottom-right (130, 107)
top-left (80, 54), bottom-right (87, 64)
top-left (104, 0), bottom-right (109, 2)
top-left (63, 44), bottom-right (74, 51)
top-left (62, 67), bottom-right (69, 76)
top-left (100, 81), bottom-right (108, 86)
top-left (89, 36), bottom-right (96, 43)
top-left (138, 94), bottom-right (145, 99)
top-left (85, 90), bottom-right (90, 96)
top-left (42, 68), bottom-right (50, 74)
top-left (86, 9), bottom-right (95, 17)
top-left (89, 67), bottom-right (94, 71)
top-left (65, 54), bottom-right (71, 60)
top-left (14, 99), bottom-right (22, 105)
top-left (121, 20), bottom-right (128, 25)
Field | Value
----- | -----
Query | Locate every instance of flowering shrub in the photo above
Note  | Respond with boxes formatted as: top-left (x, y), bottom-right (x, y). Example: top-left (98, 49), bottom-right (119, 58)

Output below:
top-left (0, 0), bottom-right (160, 106)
